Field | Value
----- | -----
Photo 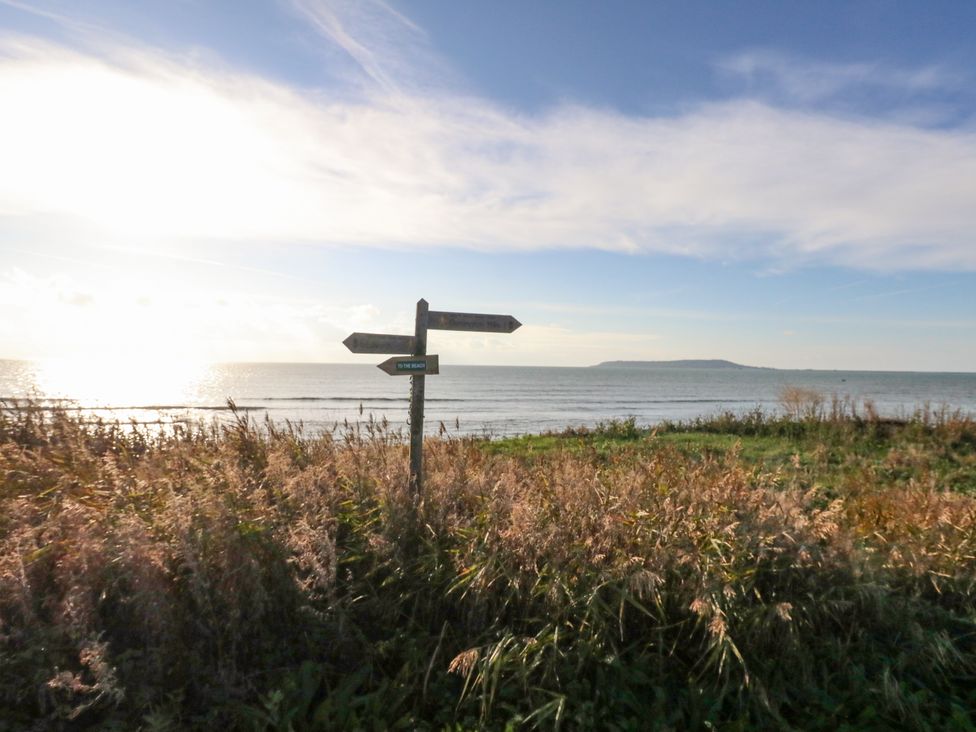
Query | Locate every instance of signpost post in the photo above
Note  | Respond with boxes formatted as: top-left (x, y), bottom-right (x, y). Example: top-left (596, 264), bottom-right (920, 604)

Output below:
top-left (343, 299), bottom-right (521, 497)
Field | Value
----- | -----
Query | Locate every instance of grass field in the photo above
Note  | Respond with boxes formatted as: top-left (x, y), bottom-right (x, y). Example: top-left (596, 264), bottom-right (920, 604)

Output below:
top-left (2, 398), bottom-right (976, 730)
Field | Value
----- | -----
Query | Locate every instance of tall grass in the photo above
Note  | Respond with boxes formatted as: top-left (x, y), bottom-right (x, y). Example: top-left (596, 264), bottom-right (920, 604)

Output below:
top-left (660, 389), bottom-right (975, 444)
top-left (2, 401), bottom-right (976, 729)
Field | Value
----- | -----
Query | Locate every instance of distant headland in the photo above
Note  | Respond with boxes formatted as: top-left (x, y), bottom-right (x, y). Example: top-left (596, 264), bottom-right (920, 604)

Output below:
top-left (592, 359), bottom-right (770, 370)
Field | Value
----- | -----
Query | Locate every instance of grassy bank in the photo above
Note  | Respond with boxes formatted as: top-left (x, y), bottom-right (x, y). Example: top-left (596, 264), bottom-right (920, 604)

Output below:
top-left (2, 402), bottom-right (976, 730)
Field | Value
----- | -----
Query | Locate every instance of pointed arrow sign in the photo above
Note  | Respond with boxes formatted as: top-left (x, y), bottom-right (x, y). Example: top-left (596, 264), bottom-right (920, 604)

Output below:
top-left (377, 354), bottom-right (439, 376)
top-left (343, 332), bottom-right (416, 354)
top-left (428, 311), bottom-right (521, 333)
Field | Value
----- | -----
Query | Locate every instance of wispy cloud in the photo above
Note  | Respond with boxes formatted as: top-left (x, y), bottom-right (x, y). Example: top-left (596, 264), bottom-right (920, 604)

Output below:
top-left (0, 0), bottom-right (106, 36)
top-left (1, 9), bottom-right (976, 272)
top-left (848, 282), bottom-right (959, 302)
top-left (719, 50), bottom-right (963, 103)
top-left (289, 0), bottom-right (445, 95)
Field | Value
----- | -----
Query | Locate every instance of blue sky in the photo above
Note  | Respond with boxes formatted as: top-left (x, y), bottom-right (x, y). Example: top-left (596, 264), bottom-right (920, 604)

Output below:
top-left (0, 0), bottom-right (974, 370)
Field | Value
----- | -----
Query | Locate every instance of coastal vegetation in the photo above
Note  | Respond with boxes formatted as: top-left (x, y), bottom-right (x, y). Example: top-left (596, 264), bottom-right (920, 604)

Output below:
top-left (2, 395), bottom-right (975, 730)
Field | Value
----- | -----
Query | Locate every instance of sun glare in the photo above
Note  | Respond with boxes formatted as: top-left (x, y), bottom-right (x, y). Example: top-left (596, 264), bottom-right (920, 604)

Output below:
top-left (33, 356), bottom-right (212, 409)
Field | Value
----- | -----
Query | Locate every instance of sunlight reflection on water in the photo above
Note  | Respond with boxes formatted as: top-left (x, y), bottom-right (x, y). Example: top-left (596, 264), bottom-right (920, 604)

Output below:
top-left (23, 357), bottom-right (215, 424)
top-left (33, 357), bottom-right (210, 405)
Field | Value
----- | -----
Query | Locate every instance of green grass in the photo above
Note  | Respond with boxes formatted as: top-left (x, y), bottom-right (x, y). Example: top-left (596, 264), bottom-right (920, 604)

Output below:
top-left (484, 411), bottom-right (976, 496)
top-left (652, 431), bottom-right (796, 464)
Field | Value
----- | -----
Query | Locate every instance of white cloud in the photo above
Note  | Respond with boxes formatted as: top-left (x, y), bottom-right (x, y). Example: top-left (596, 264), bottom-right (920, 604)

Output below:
top-left (1, 29), bottom-right (976, 271)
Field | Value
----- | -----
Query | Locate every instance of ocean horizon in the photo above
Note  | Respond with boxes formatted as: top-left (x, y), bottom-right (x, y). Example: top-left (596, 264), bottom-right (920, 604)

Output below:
top-left (2, 359), bottom-right (974, 437)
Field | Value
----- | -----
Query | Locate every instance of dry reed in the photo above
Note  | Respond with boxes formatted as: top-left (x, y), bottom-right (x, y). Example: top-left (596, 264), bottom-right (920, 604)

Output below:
top-left (1, 402), bottom-right (975, 729)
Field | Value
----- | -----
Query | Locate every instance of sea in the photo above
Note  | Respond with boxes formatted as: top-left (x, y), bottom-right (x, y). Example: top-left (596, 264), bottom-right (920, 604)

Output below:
top-left (1, 359), bottom-right (974, 438)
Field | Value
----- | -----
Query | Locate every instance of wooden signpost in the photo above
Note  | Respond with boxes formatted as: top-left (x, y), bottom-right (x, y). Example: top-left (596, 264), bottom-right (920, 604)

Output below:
top-left (343, 299), bottom-right (521, 496)
top-left (428, 311), bottom-right (521, 333)
top-left (343, 333), bottom-right (415, 354)
top-left (376, 355), bottom-right (439, 376)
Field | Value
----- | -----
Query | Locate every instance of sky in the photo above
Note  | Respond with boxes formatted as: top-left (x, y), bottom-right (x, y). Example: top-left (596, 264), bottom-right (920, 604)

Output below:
top-left (0, 0), bottom-right (974, 371)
